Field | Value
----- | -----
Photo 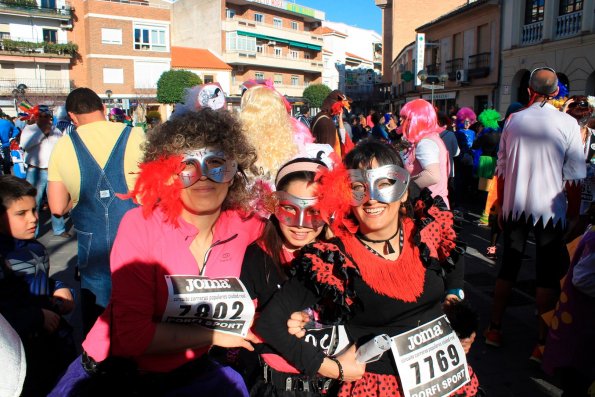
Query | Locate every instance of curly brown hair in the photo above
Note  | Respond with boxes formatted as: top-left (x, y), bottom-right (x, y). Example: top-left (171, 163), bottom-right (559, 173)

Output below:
top-left (143, 109), bottom-right (258, 210)
top-left (566, 95), bottom-right (593, 123)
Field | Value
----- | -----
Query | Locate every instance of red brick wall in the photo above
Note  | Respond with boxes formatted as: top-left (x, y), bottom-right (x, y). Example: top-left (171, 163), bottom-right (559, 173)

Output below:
top-left (69, 0), bottom-right (170, 94)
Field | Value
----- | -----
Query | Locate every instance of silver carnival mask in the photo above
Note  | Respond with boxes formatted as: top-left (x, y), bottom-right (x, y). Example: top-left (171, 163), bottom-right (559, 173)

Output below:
top-left (274, 191), bottom-right (324, 229)
top-left (348, 165), bottom-right (410, 206)
top-left (179, 148), bottom-right (238, 187)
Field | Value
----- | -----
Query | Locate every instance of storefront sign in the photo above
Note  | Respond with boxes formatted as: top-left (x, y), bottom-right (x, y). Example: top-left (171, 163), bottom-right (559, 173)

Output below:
top-left (246, 0), bottom-right (323, 19)
top-left (422, 92), bottom-right (456, 101)
top-left (415, 33), bottom-right (425, 86)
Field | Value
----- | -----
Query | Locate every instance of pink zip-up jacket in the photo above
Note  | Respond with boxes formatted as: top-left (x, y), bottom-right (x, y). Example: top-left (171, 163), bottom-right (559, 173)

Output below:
top-left (82, 207), bottom-right (264, 373)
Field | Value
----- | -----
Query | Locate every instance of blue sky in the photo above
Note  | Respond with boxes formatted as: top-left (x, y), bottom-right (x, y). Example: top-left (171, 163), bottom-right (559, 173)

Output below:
top-left (295, 0), bottom-right (382, 34)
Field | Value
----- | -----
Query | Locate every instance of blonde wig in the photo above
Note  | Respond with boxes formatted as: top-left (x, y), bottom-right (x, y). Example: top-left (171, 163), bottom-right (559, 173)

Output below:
top-left (240, 85), bottom-right (299, 181)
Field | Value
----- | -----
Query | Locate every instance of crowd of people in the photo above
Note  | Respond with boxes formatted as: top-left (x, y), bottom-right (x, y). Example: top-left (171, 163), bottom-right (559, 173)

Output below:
top-left (0, 65), bottom-right (592, 397)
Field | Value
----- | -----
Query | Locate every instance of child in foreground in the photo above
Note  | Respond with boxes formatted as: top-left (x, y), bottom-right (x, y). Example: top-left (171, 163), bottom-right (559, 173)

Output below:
top-left (0, 175), bottom-right (76, 396)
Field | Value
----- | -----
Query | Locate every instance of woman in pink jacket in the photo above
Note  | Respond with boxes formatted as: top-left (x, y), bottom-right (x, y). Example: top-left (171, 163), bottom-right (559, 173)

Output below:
top-left (51, 109), bottom-right (264, 396)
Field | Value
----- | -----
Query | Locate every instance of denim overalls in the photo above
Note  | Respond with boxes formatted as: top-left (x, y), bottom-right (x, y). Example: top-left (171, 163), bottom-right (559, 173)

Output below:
top-left (69, 125), bottom-right (137, 332)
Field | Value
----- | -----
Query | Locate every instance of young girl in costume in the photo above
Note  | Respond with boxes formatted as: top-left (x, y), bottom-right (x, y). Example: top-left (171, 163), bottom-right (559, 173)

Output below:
top-left (240, 156), bottom-right (339, 396)
top-left (256, 139), bottom-right (479, 396)
top-left (50, 109), bottom-right (263, 397)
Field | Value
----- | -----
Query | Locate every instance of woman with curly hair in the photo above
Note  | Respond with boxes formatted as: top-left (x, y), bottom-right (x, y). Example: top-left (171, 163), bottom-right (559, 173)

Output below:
top-left (50, 109), bottom-right (264, 396)
top-left (563, 95), bottom-right (595, 162)
top-left (256, 139), bottom-right (473, 397)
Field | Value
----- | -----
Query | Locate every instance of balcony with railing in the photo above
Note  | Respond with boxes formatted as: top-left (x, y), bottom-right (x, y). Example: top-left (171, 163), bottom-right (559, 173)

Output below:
top-left (556, 10), bottom-right (582, 39)
top-left (445, 58), bottom-right (463, 81)
top-left (94, 0), bottom-right (171, 9)
top-left (223, 17), bottom-right (323, 49)
top-left (0, 78), bottom-right (71, 95)
top-left (468, 52), bottom-right (490, 78)
top-left (521, 21), bottom-right (543, 46)
top-left (0, 0), bottom-right (73, 20)
top-left (224, 51), bottom-right (323, 73)
top-left (426, 63), bottom-right (441, 75)
top-left (0, 36), bottom-right (77, 57)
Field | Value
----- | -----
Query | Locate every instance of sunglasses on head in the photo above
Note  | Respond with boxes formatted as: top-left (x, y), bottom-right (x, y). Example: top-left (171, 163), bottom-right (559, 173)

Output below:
top-left (529, 66), bottom-right (556, 81)
top-left (570, 100), bottom-right (590, 109)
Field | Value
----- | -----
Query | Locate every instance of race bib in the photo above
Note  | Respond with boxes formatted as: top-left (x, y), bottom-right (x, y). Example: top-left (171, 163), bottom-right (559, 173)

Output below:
top-left (162, 275), bottom-right (255, 337)
top-left (390, 316), bottom-right (469, 397)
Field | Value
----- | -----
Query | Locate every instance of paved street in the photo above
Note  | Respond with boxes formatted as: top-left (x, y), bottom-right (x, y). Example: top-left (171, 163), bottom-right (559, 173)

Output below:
top-left (40, 203), bottom-right (565, 397)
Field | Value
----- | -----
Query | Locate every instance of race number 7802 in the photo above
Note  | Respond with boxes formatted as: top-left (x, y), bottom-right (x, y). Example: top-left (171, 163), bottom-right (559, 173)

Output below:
top-left (178, 301), bottom-right (244, 319)
top-left (409, 344), bottom-right (460, 384)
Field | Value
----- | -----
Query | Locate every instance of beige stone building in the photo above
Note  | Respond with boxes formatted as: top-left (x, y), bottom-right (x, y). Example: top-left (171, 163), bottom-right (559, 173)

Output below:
top-left (500, 0), bottom-right (595, 111)
top-left (414, 0), bottom-right (501, 112)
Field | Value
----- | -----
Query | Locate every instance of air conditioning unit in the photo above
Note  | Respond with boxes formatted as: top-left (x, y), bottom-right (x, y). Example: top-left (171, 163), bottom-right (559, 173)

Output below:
top-left (60, 20), bottom-right (73, 29)
top-left (456, 69), bottom-right (469, 83)
top-left (267, 40), bottom-right (276, 46)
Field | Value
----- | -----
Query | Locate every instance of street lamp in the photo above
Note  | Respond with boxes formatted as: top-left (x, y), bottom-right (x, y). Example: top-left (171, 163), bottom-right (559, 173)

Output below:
top-left (417, 71), bottom-right (448, 106)
top-left (11, 83), bottom-right (27, 115)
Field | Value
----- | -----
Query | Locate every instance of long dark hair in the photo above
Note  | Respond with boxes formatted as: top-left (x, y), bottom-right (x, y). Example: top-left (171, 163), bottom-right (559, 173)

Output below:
top-left (344, 138), bottom-right (405, 169)
top-left (259, 158), bottom-right (327, 278)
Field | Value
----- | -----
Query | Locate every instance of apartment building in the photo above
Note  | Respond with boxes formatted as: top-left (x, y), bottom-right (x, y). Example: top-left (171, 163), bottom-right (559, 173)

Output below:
top-left (0, 0), bottom-right (74, 115)
top-left (413, 0), bottom-right (501, 112)
top-left (500, 0), bottom-right (595, 110)
top-left (321, 21), bottom-right (382, 108)
top-left (69, 0), bottom-right (171, 110)
top-left (375, 0), bottom-right (465, 85)
top-left (171, 0), bottom-right (325, 99)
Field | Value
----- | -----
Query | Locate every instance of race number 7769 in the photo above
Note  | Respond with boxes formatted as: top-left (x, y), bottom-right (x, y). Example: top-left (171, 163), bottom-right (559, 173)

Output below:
top-left (409, 344), bottom-right (460, 384)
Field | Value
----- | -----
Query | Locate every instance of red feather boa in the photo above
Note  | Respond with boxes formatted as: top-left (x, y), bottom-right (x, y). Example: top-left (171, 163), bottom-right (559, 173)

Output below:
top-left (314, 163), bottom-right (357, 238)
top-left (117, 155), bottom-right (185, 226)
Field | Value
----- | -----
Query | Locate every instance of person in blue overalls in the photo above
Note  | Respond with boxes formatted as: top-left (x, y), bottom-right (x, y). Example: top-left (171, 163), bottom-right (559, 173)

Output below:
top-left (47, 88), bottom-right (146, 335)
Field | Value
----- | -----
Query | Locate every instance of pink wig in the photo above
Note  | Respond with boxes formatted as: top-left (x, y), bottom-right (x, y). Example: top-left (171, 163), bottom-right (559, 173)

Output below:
top-left (400, 99), bottom-right (442, 144)
top-left (456, 107), bottom-right (477, 124)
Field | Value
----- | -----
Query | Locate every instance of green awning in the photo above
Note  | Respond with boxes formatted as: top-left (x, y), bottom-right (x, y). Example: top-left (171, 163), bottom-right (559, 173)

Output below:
top-left (237, 30), bottom-right (322, 51)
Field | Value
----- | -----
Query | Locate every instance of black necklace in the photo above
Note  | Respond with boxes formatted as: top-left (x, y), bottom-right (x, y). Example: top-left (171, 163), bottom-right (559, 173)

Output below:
top-left (356, 227), bottom-right (400, 255)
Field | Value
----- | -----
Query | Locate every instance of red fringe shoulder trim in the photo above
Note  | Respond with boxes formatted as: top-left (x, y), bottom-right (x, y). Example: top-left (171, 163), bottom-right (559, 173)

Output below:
top-left (342, 218), bottom-right (426, 302)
